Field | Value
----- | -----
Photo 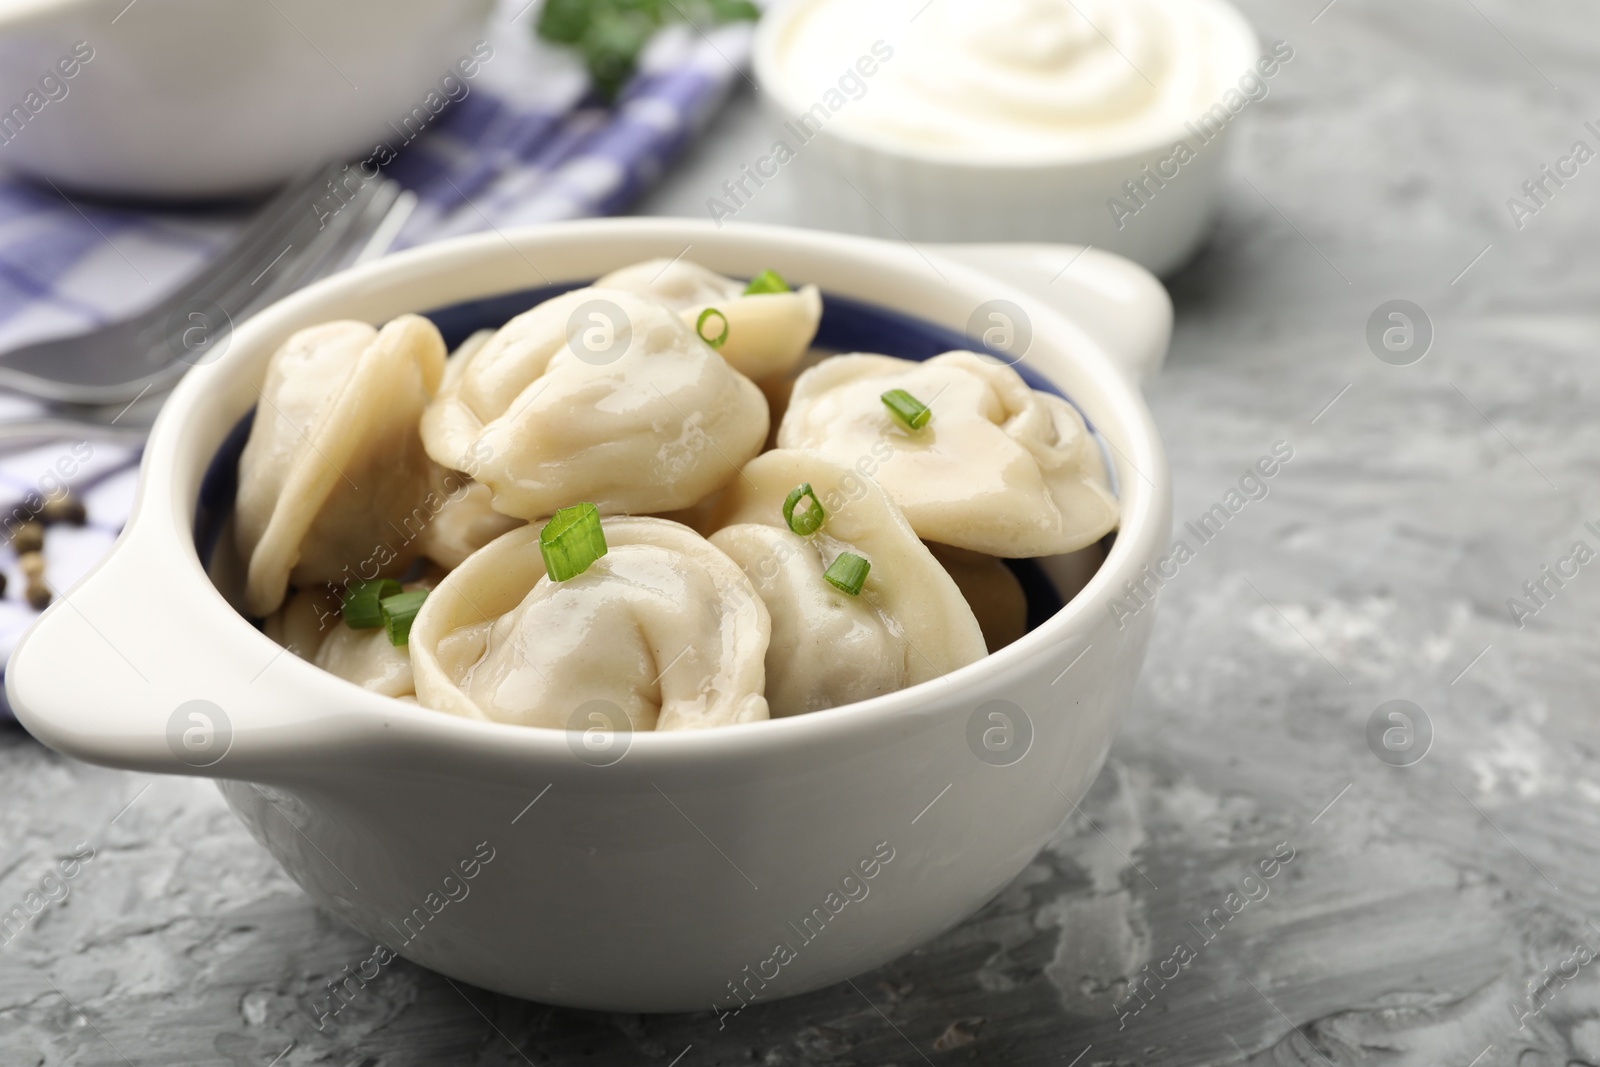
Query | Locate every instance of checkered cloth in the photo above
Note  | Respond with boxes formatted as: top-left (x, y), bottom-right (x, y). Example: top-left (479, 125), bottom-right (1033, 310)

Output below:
top-left (0, 8), bottom-right (754, 714)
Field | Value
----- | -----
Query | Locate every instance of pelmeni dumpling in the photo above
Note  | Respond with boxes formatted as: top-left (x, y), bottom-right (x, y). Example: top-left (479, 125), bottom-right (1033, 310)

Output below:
top-left (420, 289), bottom-right (768, 519)
top-left (410, 517), bottom-right (770, 731)
top-left (926, 542), bottom-right (1028, 653)
top-left (236, 314), bottom-right (446, 617)
top-left (595, 259), bottom-right (823, 381)
top-left (390, 330), bottom-right (523, 571)
top-left (417, 475), bottom-right (523, 570)
top-left (708, 450), bottom-right (986, 717)
top-left (264, 584), bottom-right (423, 699)
top-left (439, 328), bottom-right (494, 394)
top-left (777, 352), bottom-right (1118, 557)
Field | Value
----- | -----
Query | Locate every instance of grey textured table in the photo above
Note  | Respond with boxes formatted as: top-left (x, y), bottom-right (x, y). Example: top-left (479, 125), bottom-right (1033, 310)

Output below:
top-left (4, 1), bottom-right (1598, 1063)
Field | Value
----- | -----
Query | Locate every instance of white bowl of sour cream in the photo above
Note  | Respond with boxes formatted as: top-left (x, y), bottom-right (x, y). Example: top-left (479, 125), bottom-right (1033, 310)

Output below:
top-left (752, 0), bottom-right (1269, 275)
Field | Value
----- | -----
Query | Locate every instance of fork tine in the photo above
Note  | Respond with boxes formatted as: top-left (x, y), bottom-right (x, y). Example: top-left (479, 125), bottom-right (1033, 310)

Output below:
top-left (291, 180), bottom-right (409, 282)
top-left (190, 169), bottom-right (400, 329)
top-left (135, 162), bottom-right (348, 325)
top-left (350, 188), bottom-right (415, 268)
top-left (220, 162), bottom-right (344, 251)
top-left (109, 177), bottom-right (411, 406)
top-left (243, 176), bottom-right (390, 312)
top-left (125, 164), bottom-right (360, 358)
top-left (116, 180), bottom-right (401, 402)
top-left (164, 165), bottom-right (355, 322)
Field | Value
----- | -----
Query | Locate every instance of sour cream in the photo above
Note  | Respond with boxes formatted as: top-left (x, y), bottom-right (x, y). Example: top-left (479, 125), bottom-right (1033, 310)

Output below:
top-left (767, 0), bottom-right (1257, 163)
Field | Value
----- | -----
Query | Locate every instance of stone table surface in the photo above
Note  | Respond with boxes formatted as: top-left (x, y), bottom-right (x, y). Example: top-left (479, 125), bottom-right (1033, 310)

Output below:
top-left (5, 0), bottom-right (1600, 1063)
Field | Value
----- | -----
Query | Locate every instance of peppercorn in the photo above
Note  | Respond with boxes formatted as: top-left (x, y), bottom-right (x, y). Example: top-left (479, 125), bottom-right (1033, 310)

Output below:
top-left (39, 494), bottom-right (86, 526)
top-left (12, 521), bottom-right (43, 554)
top-left (18, 551), bottom-right (45, 580)
top-left (25, 582), bottom-right (50, 611)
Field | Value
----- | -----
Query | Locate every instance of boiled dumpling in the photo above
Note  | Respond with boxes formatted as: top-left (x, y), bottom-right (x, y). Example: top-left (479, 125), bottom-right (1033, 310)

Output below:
top-left (419, 288), bottom-right (768, 519)
top-left (777, 351), bottom-right (1118, 557)
top-left (236, 314), bottom-right (446, 617)
top-left (595, 259), bottom-right (822, 381)
top-left (417, 475), bottom-right (523, 570)
top-left (410, 517), bottom-right (770, 730)
top-left (594, 258), bottom-right (737, 308)
top-left (708, 450), bottom-right (986, 717)
top-left (925, 542), bottom-right (1028, 653)
top-left (411, 330), bottom-right (522, 570)
top-left (264, 583), bottom-right (424, 698)
top-left (438, 328), bottom-right (494, 397)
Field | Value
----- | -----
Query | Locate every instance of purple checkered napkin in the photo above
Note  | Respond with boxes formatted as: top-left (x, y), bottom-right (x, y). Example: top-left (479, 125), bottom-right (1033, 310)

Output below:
top-left (0, 7), bottom-right (754, 716)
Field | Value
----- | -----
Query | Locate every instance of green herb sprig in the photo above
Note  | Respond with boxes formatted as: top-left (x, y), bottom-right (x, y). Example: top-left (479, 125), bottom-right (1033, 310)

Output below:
top-left (537, 0), bottom-right (759, 100)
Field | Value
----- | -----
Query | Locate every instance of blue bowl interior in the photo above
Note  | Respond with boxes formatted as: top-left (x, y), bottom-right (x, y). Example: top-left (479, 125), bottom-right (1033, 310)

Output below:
top-left (196, 284), bottom-right (1126, 633)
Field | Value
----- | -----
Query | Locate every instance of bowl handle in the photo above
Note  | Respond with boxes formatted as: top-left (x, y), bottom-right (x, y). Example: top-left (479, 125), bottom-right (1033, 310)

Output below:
top-left (929, 243), bottom-right (1173, 385)
top-left (7, 518), bottom-right (342, 780)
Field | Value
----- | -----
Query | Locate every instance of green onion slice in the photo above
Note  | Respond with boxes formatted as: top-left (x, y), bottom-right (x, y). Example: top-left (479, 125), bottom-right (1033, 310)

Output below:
top-left (881, 389), bottom-right (931, 431)
top-left (342, 578), bottom-right (401, 629)
top-left (696, 307), bottom-right (729, 349)
top-left (380, 589), bottom-right (429, 647)
top-left (540, 502), bottom-right (608, 581)
top-left (742, 269), bottom-right (790, 295)
top-left (782, 482), bottom-right (826, 536)
top-left (823, 552), bottom-right (870, 597)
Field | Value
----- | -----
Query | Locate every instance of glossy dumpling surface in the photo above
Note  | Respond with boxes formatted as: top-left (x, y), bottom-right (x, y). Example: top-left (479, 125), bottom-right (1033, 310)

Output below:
top-left (420, 288), bottom-right (768, 519)
top-left (595, 259), bottom-right (823, 381)
top-left (777, 351), bottom-right (1118, 557)
top-left (410, 517), bottom-right (770, 731)
top-left (235, 314), bottom-right (446, 616)
top-left (708, 450), bottom-right (986, 717)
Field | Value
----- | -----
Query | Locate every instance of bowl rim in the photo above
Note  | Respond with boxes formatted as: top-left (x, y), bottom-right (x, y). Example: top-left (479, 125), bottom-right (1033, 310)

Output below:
top-left (11, 217), bottom-right (1171, 770)
top-left (751, 0), bottom-right (1263, 171)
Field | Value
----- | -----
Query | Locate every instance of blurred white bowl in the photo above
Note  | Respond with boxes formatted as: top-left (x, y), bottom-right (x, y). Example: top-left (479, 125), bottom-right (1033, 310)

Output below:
top-left (0, 0), bottom-right (494, 198)
top-left (753, 0), bottom-right (1261, 276)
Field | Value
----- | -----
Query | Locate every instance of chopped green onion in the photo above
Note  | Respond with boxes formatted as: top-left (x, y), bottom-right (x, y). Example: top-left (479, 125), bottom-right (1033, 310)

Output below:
top-left (540, 502), bottom-right (608, 581)
top-left (342, 578), bottom-right (401, 629)
top-left (696, 307), bottom-right (729, 349)
top-left (823, 552), bottom-right (870, 597)
top-left (881, 389), bottom-right (931, 431)
top-left (782, 482), bottom-right (826, 536)
top-left (742, 269), bottom-right (790, 295)
top-left (380, 589), bottom-right (429, 646)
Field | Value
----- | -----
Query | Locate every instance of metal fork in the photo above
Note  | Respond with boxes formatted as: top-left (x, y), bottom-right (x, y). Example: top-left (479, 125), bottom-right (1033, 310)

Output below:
top-left (0, 162), bottom-right (414, 408)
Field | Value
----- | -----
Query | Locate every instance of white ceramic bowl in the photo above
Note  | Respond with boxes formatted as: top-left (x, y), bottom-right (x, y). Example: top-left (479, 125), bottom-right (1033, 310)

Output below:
top-left (8, 219), bottom-right (1171, 1013)
top-left (0, 0), bottom-right (493, 197)
top-left (752, 0), bottom-right (1261, 276)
